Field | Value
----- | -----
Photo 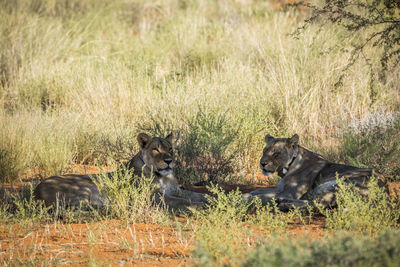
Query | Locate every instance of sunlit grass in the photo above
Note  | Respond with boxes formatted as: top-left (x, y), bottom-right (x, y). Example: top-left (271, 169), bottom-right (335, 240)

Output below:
top-left (1, 0), bottom-right (398, 182)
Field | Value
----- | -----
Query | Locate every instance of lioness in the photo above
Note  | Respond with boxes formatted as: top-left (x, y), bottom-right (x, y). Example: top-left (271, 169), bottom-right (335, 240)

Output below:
top-left (244, 134), bottom-right (386, 210)
top-left (34, 133), bottom-right (207, 211)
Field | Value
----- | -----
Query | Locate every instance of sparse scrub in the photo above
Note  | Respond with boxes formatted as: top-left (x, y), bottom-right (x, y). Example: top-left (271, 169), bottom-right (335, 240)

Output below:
top-left (93, 167), bottom-right (169, 224)
top-left (319, 176), bottom-right (400, 232)
top-left (191, 184), bottom-right (295, 266)
top-left (12, 184), bottom-right (51, 226)
top-left (243, 230), bottom-right (400, 267)
top-left (174, 111), bottom-right (240, 185)
top-left (190, 184), bottom-right (254, 266)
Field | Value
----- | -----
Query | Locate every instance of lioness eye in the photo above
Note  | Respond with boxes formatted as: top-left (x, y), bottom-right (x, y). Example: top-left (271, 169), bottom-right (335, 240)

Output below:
top-left (153, 147), bottom-right (160, 153)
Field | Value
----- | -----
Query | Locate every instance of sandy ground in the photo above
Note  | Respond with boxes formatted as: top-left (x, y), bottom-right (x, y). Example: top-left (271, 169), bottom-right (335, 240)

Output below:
top-left (1, 165), bottom-right (398, 266)
top-left (0, 214), bottom-right (327, 266)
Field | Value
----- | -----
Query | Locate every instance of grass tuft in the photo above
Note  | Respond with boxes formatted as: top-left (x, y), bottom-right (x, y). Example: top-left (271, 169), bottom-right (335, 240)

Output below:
top-left (93, 167), bottom-right (169, 224)
top-left (243, 230), bottom-right (400, 267)
top-left (319, 176), bottom-right (400, 232)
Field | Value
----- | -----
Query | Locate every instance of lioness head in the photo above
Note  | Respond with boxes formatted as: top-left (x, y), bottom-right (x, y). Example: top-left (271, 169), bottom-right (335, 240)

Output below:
top-left (135, 133), bottom-right (174, 177)
top-left (260, 134), bottom-right (299, 177)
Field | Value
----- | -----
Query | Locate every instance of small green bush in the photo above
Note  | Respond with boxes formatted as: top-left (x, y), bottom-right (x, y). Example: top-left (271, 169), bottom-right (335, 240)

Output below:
top-left (12, 184), bottom-right (51, 225)
top-left (191, 184), bottom-right (296, 266)
top-left (243, 230), bottom-right (400, 267)
top-left (319, 176), bottom-right (400, 232)
top-left (175, 110), bottom-right (240, 185)
top-left (190, 184), bottom-right (253, 266)
top-left (93, 167), bottom-right (169, 224)
top-left (250, 197), bottom-right (293, 232)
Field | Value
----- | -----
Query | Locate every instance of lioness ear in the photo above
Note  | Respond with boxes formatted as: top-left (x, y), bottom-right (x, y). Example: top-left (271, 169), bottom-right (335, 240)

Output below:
top-left (137, 133), bottom-right (151, 149)
top-left (288, 134), bottom-right (299, 147)
top-left (165, 133), bottom-right (174, 145)
top-left (265, 134), bottom-right (275, 144)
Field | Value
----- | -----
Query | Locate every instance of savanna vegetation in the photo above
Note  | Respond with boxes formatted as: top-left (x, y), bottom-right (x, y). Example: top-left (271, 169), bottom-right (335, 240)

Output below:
top-left (0, 0), bottom-right (399, 265)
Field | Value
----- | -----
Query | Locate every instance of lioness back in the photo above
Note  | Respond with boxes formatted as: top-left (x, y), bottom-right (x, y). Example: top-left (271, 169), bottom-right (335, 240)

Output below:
top-left (34, 175), bottom-right (103, 207)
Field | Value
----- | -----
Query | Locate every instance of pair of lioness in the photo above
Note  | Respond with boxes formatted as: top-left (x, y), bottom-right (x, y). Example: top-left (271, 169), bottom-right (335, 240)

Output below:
top-left (244, 134), bottom-right (385, 210)
top-left (34, 133), bottom-right (207, 211)
top-left (35, 133), bottom-right (384, 211)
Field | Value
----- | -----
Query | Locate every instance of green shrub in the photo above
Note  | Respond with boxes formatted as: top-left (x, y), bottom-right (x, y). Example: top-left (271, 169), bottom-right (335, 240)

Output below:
top-left (190, 184), bottom-right (254, 266)
top-left (93, 167), bottom-right (169, 224)
top-left (250, 197), bottom-right (293, 232)
top-left (175, 111), bottom-right (240, 185)
top-left (243, 230), bottom-right (400, 267)
top-left (319, 176), bottom-right (400, 232)
top-left (191, 184), bottom-right (295, 266)
top-left (12, 184), bottom-right (51, 225)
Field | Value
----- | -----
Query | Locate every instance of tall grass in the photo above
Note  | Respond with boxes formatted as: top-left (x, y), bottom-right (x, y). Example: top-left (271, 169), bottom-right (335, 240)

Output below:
top-left (0, 0), bottom-right (399, 182)
top-left (340, 111), bottom-right (400, 181)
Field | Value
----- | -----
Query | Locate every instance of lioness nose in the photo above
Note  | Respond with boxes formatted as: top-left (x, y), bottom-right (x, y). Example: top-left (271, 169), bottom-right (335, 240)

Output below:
top-left (261, 162), bottom-right (266, 167)
top-left (165, 159), bottom-right (173, 164)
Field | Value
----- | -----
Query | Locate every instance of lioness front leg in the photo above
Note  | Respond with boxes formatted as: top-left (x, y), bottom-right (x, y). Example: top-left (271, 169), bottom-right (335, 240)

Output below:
top-left (242, 187), bottom-right (281, 205)
top-left (161, 193), bottom-right (207, 212)
top-left (180, 189), bottom-right (208, 204)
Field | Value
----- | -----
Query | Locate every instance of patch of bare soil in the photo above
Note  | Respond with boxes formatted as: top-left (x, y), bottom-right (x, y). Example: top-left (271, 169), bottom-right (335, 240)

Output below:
top-left (0, 216), bottom-right (328, 266)
top-left (0, 220), bottom-right (193, 266)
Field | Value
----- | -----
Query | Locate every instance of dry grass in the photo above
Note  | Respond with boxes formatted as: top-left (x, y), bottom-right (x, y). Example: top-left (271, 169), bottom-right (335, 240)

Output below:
top-left (0, 0), bottom-right (398, 182)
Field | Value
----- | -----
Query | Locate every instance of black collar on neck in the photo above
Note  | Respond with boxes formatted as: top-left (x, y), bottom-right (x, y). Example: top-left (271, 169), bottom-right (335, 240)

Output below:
top-left (287, 146), bottom-right (299, 170)
top-left (288, 155), bottom-right (296, 169)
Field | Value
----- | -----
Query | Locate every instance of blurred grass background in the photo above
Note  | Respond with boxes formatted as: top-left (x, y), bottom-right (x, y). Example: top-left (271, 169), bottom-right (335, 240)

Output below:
top-left (0, 0), bottom-right (399, 183)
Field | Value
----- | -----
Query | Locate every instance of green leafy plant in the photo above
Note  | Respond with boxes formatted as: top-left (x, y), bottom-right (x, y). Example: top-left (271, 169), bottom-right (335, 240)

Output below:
top-left (250, 197), bottom-right (293, 232)
top-left (12, 184), bottom-right (51, 225)
top-left (191, 184), bottom-right (295, 266)
top-left (175, 110), bottom-right (240, 185)
top-left (244, 230), bottom-right (400, 267)
top-left (93, 167), bottom-right (169, 224)
top-left (190, 184), bottom-right (254, 266)
top-left (318, 176), bottom-right (400, 232)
